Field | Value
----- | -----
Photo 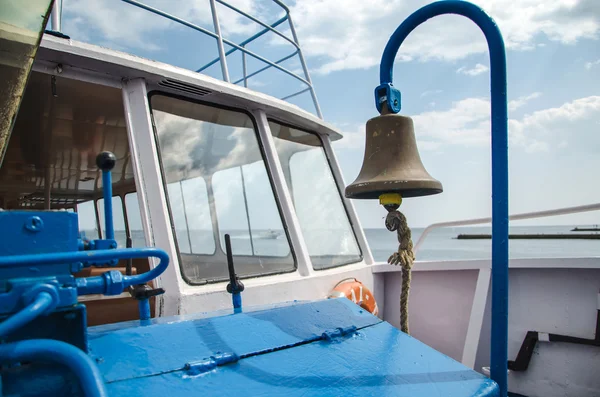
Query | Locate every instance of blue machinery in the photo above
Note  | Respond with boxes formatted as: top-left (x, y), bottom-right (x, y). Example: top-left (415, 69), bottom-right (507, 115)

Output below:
top-left (0, 1), bottom-right (508, 396)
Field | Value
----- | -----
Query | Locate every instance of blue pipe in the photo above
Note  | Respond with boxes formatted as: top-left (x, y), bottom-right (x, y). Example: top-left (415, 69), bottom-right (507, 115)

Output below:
top-left (138, 298), bottom-right (151, 321)
top-left (0, 292), bottom-right (54, 338)
top-left (377, 2), bottom-right (509, 395)
top-left (0, 339), bottom-right (108, 397)
top-left (0, 248), bottom-right (169, 296)
top-left (232, 293), bottom-right (242, 313)
top-left (101, 170), bottom-right (114, 240)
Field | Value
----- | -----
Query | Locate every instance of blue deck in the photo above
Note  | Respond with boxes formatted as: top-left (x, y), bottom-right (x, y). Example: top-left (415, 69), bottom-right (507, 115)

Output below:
top-left (87, 298), bottom-right (498, 396)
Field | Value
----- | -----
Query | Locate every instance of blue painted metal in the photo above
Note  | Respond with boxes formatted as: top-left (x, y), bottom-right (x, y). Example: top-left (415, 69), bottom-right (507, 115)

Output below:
top-left (0, 247), bottom-right (169, 296)
top-left (0, 291), bottom-right (53, 338)
top-left (87, 298), bottom-right (379, 382)
top-left (184, 352), bottom-right (239, 376)
top-left (224, 234), bottom-right (244, 312)
top-left (232, 293), bottom-right (242, 313)
top-left (138, 298), bottom-right (151, 321)
top-left (0, 339), bottom-right (108, 397)
top-left (374, 82), bottom-right (402, 114)
top-left (86, 299), bottom-right (497, 396)
top-left (101, 170), bottom-right (114, 240)
top-left (1, 304), bottom-right (88, 350)
top-left (374, 2), bottom-right (509, 395)
top-left (0, 210), bottom-right (79, 258)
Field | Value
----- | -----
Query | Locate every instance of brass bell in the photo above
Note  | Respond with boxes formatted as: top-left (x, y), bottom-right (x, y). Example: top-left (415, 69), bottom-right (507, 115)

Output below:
top-left (345, 113), bottom-right (443, 200)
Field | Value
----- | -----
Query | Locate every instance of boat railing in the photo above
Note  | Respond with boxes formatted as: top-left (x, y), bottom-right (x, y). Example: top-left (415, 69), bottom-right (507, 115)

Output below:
top-left (414, 202), bottom-right (600, 254)
top-left (48, 0), bottom-right (323, 118)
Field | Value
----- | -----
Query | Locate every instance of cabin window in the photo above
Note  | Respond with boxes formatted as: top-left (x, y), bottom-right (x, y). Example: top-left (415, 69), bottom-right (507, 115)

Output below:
top-left (1, 72), bottom-right (154, 325)
top-left (77, 200), bottom-right (99, 240)
top-left (268, 121), bottom-right (362, 269)
top-left (166, 178), bottom-right (215, 255)
top-left (124, 193), bottom-right (145, 247)
top-left (97, 196), bottom-right (127, 248)
top-left (150, 94), bottom-right (295, 284)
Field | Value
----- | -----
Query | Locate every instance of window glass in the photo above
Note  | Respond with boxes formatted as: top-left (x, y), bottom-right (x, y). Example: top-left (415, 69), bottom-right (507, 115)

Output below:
top-left (213, 163), bottom-right (289, 257)
top-left (97, 196), bottom-right (127, 248)
top-left (269, 121), bottom-right (362, 269)
top-left (124, 193), bottom-right (146, 247)
top-left (76, 200), bottom-right (99, 240)
top-left (151, 95), bottom-right (295, 283)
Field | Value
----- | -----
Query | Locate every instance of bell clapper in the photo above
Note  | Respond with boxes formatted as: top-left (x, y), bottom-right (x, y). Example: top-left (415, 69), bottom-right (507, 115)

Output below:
top-left (380, 193), bottom-right (415, 335)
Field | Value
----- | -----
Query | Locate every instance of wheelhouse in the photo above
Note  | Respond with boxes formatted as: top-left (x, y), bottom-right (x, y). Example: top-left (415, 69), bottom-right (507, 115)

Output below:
top-left (0, 34), bottom-right (375, 322)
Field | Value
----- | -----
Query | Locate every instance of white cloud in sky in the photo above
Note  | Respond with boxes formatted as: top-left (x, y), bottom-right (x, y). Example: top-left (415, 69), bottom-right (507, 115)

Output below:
top-left (456, 63), bottom-right (489, 76)
top-left (62, 0), bottom-right (600, 76)
top-left (585, 59), bottom-right (600, 69)
top-left (63, 0), bottom-right (260, 50)
top-left (286, 0), bottom-right (600, 74)
top-left (334, 94), bottom-right (600, 154)
top-left (420, 90), bottom-right (443, 98)
top-left (508, 92), bottom-right (541, 111)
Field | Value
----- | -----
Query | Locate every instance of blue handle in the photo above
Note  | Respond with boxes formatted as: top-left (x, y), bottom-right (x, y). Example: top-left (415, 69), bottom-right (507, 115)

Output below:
top-left (0, 248), bottom-right (169, 296)
top-left (101, 170), bottom-right (114, 240)
top-left (375, 2), bottom-right (509, 395)
top-left (96, 152), bottom-right (117, 240)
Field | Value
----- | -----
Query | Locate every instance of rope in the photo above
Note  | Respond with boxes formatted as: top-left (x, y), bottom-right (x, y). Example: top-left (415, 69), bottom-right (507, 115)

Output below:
top-left (385, 208), bottom-right (415, 334)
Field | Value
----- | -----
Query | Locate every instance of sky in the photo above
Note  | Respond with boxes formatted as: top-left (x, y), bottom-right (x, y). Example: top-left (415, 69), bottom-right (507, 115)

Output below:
top-left (59, 0), bottom-right (600, 228)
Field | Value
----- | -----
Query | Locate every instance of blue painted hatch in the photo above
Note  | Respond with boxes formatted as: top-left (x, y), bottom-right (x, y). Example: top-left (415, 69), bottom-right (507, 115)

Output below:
top-left (88, 298), bottom-right (498, 396)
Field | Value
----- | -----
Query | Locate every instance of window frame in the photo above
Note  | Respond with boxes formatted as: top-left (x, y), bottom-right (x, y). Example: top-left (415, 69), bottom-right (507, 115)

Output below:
top-left (267, 118), bottom-right (364, 270)
top-left (147, 91), bottom-right (298, 285)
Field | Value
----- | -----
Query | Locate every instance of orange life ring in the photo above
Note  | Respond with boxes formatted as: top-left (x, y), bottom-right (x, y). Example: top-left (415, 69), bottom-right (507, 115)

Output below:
top-left (328, 278), bottom-right (378, 316)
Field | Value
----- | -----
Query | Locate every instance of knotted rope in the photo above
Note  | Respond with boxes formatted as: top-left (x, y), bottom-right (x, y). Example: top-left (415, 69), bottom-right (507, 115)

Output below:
top-left (384, 207), bottom-right (415, 334)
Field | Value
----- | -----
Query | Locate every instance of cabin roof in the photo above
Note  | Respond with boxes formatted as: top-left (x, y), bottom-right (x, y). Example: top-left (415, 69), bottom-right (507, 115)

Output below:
top-left (35, 34), bottom-right (344, 141)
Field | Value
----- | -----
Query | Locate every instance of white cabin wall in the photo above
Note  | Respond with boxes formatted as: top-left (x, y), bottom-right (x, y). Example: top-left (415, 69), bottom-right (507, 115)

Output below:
top-left (179, 264), bottom-right (377, 314)
top-left (475, 268), bottom-right (600, 397)
top-left (383, 269), bottom-right (479, 362)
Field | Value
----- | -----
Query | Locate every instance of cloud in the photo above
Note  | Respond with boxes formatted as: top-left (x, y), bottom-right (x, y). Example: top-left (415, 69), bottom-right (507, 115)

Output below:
top-left (508, 92), bottom-right (541, 111)
top-left (420, 90), bottom-right (443, 98)
top-left (285, 0), bottom-right (600, 74)
top-left (334, 95), bottom-right (600, 154)
top-left (585, 59), bottom-right (600, 69)
top-left (333, 125), bottom-right (365, 150)
top-left (456, 63), bottom-right (489, 76)
top-left (63, 0), bottom-right (261, 51)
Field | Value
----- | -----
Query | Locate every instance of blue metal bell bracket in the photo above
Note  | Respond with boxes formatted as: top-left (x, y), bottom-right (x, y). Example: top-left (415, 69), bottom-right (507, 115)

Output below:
top-left (374, 1), bottom-right (509, 395)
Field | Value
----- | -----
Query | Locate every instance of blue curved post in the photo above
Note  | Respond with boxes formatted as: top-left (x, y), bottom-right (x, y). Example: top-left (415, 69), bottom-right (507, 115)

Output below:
top-left (376, 1), bottom-right (509, 396)
top-left (0, 339), bottom-right (108, 397)
top-left (0, 292), bottom-right (54, 338)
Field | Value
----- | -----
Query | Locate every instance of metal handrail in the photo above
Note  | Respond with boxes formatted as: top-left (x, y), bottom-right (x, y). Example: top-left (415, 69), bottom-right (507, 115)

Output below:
top-left (119, 0), bottom-right (323, 118)
top-left (414, 202), bottom-right (600, 254)
top-left (232, 51), bottom-right (298, 84)
top-left (49, 0), bottom-right (324, 117)
top-left (197, 16), bottom-right (289, 72)
top-left (216, 0), bottom-right (299, 49)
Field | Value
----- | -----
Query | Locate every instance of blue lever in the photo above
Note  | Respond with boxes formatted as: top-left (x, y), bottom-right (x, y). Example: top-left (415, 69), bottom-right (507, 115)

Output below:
top-left (96, 151), bottom-right (116, 240)
top-left (224, 234), bottom-right (244, 313)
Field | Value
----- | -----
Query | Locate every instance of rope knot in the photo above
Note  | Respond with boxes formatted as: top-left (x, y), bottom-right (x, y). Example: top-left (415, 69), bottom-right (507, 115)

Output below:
top-left (384, 208), bottom-right (414, 334)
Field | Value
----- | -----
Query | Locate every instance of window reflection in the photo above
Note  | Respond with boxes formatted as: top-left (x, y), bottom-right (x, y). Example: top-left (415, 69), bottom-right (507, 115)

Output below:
top-left (124, 193), bottom-right (145, 247)
top-left (151, 95), bottom-right (295, 284)
top-left (76, 200), bottom-right (99, 240)
top-left (269, 121), bottom-right (362, 269)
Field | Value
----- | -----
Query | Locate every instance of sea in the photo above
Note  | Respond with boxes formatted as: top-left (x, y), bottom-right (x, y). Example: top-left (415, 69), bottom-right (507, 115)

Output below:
top-left (367, 225), bottom-right (599, 262)
top-left (88, 225), bottom-right (599, 263)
